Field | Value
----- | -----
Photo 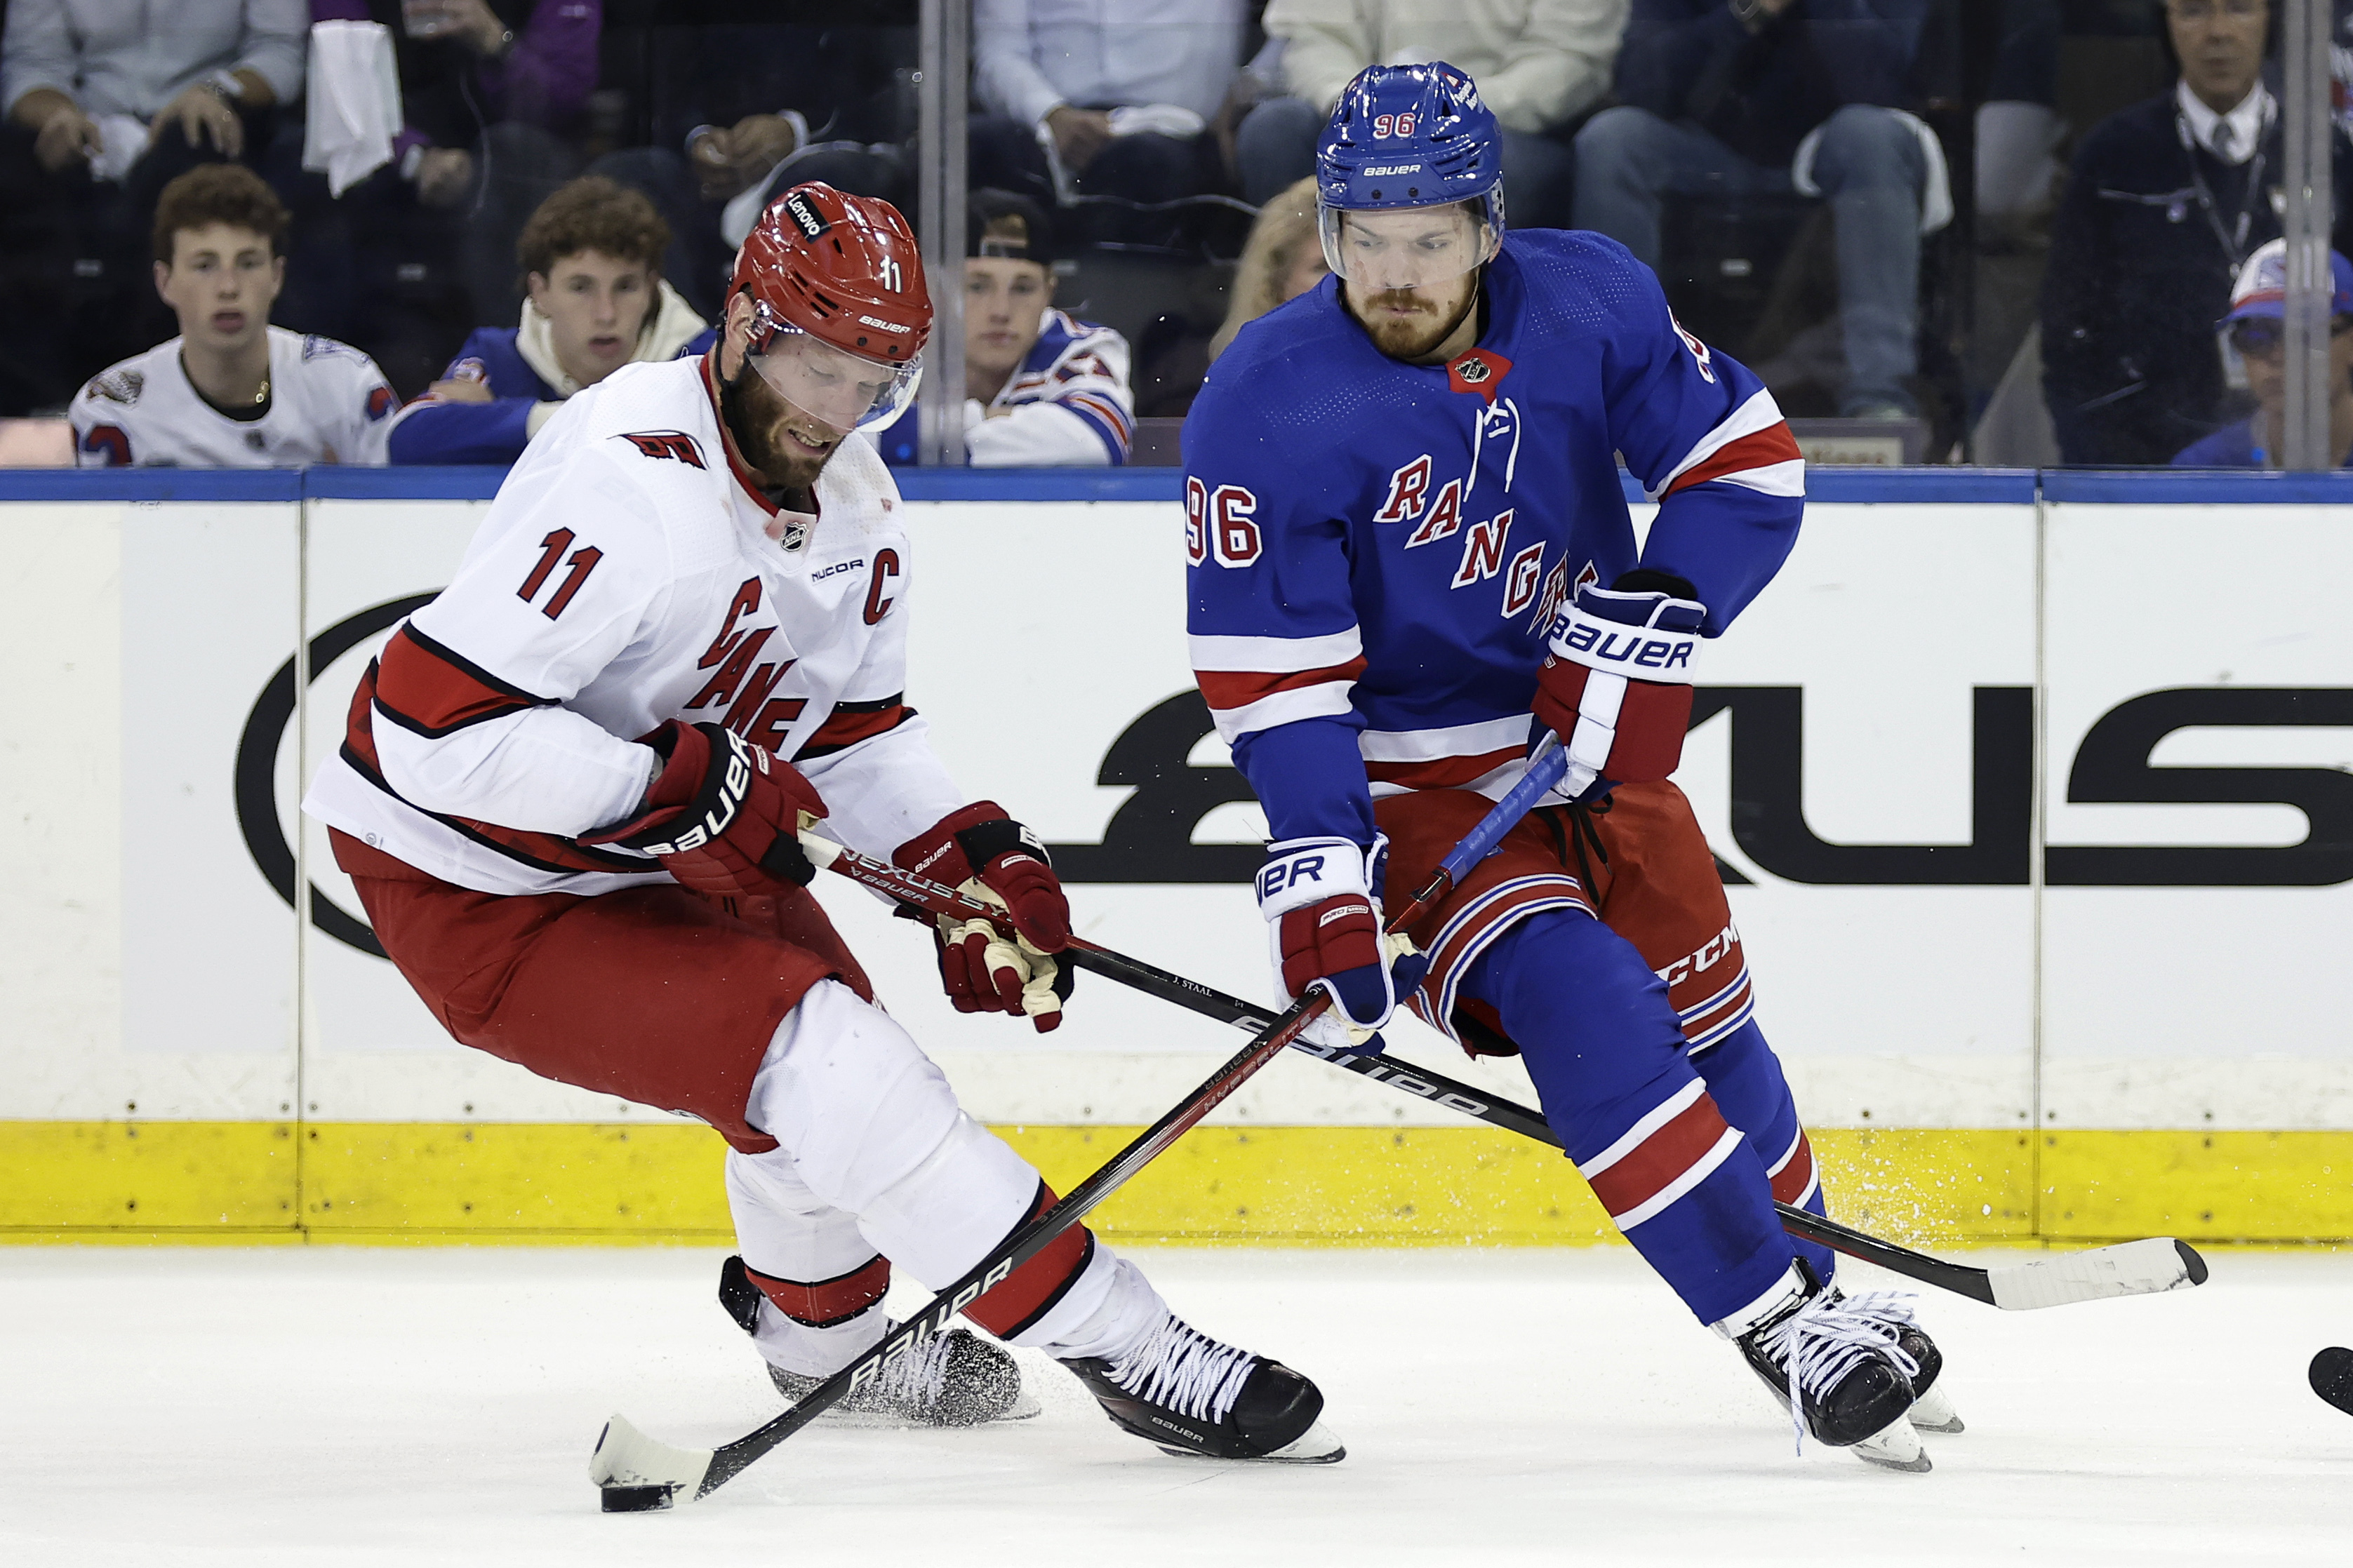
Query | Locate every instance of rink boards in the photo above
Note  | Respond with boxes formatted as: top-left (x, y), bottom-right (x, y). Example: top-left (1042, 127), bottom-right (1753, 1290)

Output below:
top-left (1, 466), bottom-right (2348, 1245)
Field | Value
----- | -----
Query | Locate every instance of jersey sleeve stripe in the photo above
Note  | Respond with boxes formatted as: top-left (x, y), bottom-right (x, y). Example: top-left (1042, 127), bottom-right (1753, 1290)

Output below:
top-left (372, 624), bottom-right (549, 737)
top-left (1201, 680), bottom-right (1360, 743)
top-left (1189, 628), bottom-right (1364, 672)
top-left (1062, 392), bottom-right (1133, 461)
top-left (1646, 387), bottom-right (1799, 501)
top-left (794, 698), bottom-right (916, 760)
top-left (1662, 441), bottom-right (1804, 499)
top-left (1194, 659), bottom-right (1367, 713)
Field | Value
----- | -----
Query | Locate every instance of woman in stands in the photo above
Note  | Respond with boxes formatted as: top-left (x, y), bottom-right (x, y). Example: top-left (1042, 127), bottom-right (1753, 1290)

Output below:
top-left (1210, 176), bottom-right (1328, 362)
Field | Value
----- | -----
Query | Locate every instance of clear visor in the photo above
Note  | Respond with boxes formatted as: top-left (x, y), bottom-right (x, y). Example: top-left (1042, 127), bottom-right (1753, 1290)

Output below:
top-left (1318, 192), bottom-right (1505, 291)
top-left (747, 325), bottom-right (924, 434)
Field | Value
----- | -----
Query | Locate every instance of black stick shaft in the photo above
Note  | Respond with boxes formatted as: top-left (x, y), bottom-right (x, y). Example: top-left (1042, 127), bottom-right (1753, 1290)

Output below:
top-left (684, 793), bottom-right (1546, 1499)
top-left (811, 840), bottom-right (2016, 1307)
top-left (694, 988), bottom-right (1328, 1498)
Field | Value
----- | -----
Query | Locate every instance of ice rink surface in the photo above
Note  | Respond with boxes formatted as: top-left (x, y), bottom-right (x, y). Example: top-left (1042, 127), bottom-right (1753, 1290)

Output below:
top-left (3, 1245), bottom-right (2347, 1567)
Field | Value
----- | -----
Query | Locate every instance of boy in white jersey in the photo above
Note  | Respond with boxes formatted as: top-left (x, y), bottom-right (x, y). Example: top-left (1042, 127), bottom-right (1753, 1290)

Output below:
top-left (69, 165), bottom-right (396, 468)
top-left (300, 183), bottom-right (1339, 1461)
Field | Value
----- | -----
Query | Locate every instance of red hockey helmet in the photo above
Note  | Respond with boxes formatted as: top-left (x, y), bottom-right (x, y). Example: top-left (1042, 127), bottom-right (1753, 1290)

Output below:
top-left (731, 183), bottom-right (929, 432)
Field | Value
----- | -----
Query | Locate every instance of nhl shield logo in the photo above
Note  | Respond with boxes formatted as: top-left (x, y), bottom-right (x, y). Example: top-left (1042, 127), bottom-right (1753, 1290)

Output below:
top-left (1447, 348), bottom-right (1513, 404)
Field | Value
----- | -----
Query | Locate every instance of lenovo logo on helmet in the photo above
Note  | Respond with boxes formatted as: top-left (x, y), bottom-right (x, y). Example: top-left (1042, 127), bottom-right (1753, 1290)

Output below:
top-left (781, 193), bottom-right (827, 239)
top-left (856, 315), bottom-right (912, 333)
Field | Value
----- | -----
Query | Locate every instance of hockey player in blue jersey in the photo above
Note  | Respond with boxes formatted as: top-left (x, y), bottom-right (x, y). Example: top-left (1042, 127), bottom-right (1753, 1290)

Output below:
top-left (1184, 62), bottom-right (1956, 1471)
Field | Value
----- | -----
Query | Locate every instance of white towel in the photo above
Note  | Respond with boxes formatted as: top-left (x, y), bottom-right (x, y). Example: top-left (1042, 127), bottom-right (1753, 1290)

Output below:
top-left (90, 114), bottom-right (147, 182)
top-left (302, 21), bottom-right (404, 197)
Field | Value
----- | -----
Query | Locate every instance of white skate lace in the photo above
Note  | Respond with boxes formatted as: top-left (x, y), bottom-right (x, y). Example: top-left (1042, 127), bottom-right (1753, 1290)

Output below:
top-left (1101, 1315), bottom-right (1257, 1424)
top-left (1757, 1288), bottom-right (1921, 1454)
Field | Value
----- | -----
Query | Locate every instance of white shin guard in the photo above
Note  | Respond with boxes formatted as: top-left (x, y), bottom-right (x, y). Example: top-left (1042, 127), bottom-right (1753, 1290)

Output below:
top-left (732, 978), bottom-right (1169, 1355)
top-left (749, 1296), bottom-right (887, 1378)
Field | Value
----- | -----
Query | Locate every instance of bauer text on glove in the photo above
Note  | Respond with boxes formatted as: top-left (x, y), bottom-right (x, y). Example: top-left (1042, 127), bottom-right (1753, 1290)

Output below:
top-left (1255, 834), bottom-right (1427, 1054)
top-left (1532, 572), bottom-right (1707, 801)
top-left (580, 721), bottom-right (826, 897)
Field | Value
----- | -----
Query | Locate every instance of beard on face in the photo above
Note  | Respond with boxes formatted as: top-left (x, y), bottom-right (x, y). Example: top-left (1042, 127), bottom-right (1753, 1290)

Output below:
top-left (1352, 274), bottom-right (1480, 361)
top-left (719, 356), bottom-right (838, 495)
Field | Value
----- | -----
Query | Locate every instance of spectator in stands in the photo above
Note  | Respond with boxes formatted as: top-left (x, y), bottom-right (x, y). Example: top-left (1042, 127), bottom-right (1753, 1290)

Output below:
top-left (385, 176), bottom-right (712, 465)
top-left (1, 0), bottom-right (307, 408)
top-left (1975, 0), bottom-right (2069, 248)
top-left (1210, 175), bottom-right (1326, 360)
top-left (872, 191), bottom-right (1134, 467)
top-left (1237, 0), bottom-right (1623, 229)
top-left (1575, 0), bottom-right (1941, 420)
top-left (69, 165), bottom-right (396, 467)
top-left (2044, 0), bottom-right (2353, 464)
top-left (2173, 239), bottom-right (2353, 467)
top-left (971, 0), bottom-right (1252, 208)
top-left (307, 1), bottom-right (601, 323)
top-left (588, 20), bottom-right (919, 320)
top-left (3, 0), bottom-right (304, 198)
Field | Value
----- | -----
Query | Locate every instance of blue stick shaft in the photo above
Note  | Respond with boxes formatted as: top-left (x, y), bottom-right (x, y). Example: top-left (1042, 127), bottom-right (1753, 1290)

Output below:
top-left (1432, 736), bottom-right (1573, 891)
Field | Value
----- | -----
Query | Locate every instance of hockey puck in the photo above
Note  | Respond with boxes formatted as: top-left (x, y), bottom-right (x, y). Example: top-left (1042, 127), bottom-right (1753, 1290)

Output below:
top-left (599, 1483), bottom-right (676, 1513)
top-left (2309, 1348), bottom-right (2353, 1416)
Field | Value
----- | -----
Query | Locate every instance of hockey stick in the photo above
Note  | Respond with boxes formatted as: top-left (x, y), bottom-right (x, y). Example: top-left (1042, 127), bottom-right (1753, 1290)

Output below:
top-left (811, 805), bottom-right (2208, 1313)
top-left (587, 742), bottom-right (1574, 1511)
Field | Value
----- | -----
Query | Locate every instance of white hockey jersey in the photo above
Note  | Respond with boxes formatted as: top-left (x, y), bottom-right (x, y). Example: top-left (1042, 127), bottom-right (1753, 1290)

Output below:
top-left (69, 327), bottom-right (397, 467)
top-left (870, 308), bottom-right (1134, 467)
top-left (302, 353), bottom-right (966, 898)
top-left (971, 309), bottom-right (1134, 467)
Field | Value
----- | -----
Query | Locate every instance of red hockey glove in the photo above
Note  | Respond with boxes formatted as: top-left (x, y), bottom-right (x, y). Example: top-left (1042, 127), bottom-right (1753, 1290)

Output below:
top-left (1533, 572), bottom-right (1708, 803)
top-left (894, 803), bottom-right (1074, 1032)
top-left (1255, 834), bottom-right (1427, 1055)
top-left (581, 721), bottom-right (826, 899)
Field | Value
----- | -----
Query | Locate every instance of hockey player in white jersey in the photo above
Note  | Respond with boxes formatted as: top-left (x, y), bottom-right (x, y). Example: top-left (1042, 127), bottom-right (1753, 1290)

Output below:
top-left (301, 181), bottom-right (1338, 1461)
top-left (71, 165), bottom-right (396, 468)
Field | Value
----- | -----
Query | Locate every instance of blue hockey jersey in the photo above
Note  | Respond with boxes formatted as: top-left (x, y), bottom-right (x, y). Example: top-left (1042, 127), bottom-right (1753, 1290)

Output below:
top-left (387, 282), bottom-right (716, 466)
top-left (1184, 229), bottom-right (1805, 849)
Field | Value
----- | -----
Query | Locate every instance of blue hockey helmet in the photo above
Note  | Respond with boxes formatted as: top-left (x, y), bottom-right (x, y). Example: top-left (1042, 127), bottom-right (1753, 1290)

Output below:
top-left (1315, 62), bottom-right (1505, 288)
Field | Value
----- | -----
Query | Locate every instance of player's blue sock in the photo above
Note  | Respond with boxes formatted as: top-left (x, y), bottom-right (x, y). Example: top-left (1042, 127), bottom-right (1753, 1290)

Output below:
top-left (1461, 910), bottom-right (1795, 1325)
top-left (1691, 1018), bottom-right (1836, 1282)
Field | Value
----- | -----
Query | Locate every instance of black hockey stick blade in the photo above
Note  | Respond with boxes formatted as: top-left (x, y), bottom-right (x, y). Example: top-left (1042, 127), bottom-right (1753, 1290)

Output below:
top-left (2310, 1347), bottom-right (2353, 1415)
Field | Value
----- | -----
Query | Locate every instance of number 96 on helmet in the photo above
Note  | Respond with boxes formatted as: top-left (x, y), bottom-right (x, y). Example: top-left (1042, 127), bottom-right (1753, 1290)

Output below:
top-left (1314, 62), bottom-right (1507, 292)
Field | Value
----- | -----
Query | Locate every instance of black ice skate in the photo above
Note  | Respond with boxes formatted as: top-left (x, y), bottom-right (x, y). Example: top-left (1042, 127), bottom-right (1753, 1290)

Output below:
top-left (1730, 1262), bottom-right (1930, 1473)
top-left (1898, 1319), bottom-right (1964, 1434)
top-left (1061, 1313), bottom-right (1345, 1463)
top-left (717, 1255), bottom-right (1036, 1428)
